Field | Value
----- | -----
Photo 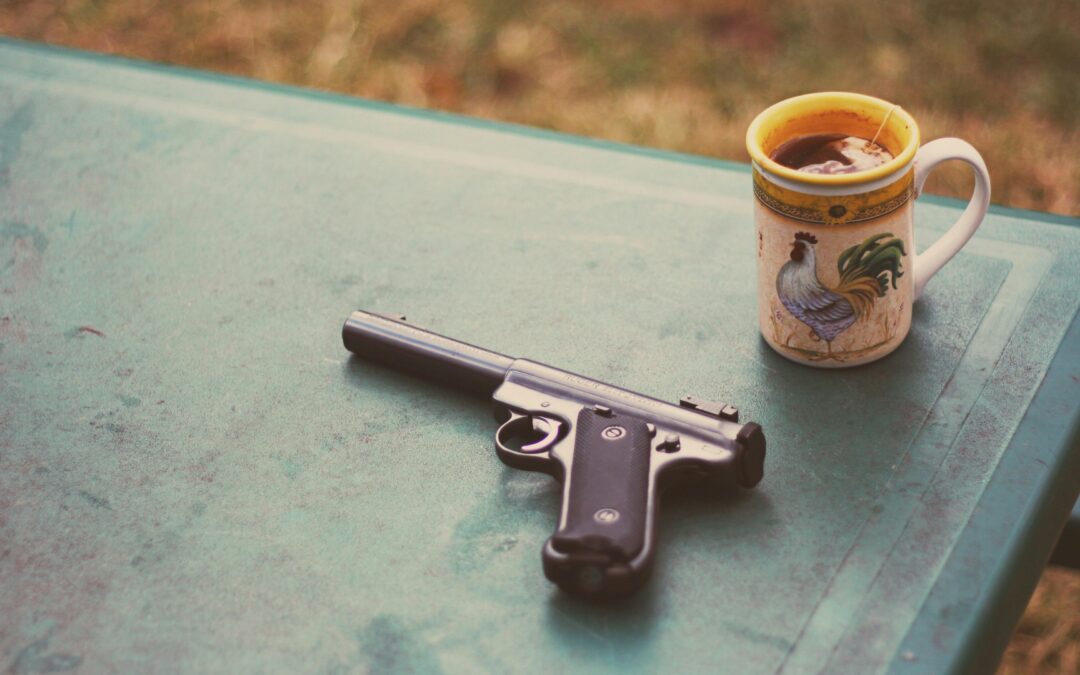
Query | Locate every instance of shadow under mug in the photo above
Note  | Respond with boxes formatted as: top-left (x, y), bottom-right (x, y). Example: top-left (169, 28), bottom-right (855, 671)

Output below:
top-left (745, 92), bottom-right (991, 368)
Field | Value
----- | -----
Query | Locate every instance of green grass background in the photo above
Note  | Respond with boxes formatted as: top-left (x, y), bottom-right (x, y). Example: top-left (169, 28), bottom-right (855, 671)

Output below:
top-left (2, 1), bottom-right (1077, 672)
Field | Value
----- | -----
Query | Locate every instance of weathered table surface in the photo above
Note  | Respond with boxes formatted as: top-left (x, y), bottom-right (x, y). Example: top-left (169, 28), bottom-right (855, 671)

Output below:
top-left (1, 39), bottom-right (1078, 675)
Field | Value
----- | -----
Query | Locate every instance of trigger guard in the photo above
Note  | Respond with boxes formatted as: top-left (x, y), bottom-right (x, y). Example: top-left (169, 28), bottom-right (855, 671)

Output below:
top-left (496, 413), bottom-right (562, 455)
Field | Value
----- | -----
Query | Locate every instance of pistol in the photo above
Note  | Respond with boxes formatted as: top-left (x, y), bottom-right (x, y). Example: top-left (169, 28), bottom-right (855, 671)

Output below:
top-left (342, 310), bottom-right (765, 598)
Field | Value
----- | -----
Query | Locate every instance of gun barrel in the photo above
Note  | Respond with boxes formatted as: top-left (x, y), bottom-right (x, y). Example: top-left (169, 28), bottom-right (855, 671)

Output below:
top-left (343, 310), bottom-right (514, 395)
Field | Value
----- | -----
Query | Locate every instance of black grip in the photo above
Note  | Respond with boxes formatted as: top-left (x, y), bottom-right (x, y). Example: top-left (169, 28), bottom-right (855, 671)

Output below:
top-left (549, 408), bottom-right (652, 566)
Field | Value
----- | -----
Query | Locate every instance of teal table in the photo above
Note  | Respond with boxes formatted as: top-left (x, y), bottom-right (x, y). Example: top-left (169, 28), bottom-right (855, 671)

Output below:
top-left (1, 39), bottom-right (1077, 674)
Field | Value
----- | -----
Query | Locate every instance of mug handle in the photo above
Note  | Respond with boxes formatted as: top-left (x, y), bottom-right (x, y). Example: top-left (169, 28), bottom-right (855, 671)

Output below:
top-left (912, 138), bottom-right (991, 299)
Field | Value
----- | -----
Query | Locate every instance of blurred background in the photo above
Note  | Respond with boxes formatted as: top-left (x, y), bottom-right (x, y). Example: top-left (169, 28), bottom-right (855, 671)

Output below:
top-left (1, 0), bottom-right (1076, 671)
top-left (2, 0), bottom-right (1077, 215)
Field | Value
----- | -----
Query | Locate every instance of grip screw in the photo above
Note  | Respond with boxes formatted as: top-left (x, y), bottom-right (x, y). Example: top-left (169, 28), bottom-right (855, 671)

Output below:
top-left (594, 508), bottom-right (620, 523)
top-left (601, 425), bottom-right (626, 440)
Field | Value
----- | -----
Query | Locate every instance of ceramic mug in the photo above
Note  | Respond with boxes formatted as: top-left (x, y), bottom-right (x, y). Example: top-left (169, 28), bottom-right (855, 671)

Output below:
top-left (745, 92), bottom-right (990, 367)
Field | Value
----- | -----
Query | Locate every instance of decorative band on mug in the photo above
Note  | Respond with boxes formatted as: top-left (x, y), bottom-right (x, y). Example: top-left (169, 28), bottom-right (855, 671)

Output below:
top-left (752, 168), bottom-right (914, 225)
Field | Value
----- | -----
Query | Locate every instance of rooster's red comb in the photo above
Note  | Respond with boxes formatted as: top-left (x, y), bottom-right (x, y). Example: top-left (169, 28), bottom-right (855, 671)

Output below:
top-left (795, 232), bottom-right (818, 244)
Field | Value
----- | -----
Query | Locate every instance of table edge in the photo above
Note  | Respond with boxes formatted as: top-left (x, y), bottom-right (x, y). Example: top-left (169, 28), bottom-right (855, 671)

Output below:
top-left (891, 305), bottom-right (1080, 675)
top-left (0, 36), bottom-right (1077, 228)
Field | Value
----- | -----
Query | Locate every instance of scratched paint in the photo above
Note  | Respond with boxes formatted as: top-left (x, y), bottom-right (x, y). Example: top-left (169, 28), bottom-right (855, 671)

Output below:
top-left (357, 615), bottom-right (443, 674)
top-left (9, 633), bottom-right (82, 674)
top-left (0, 102), bottom-right (33, 188)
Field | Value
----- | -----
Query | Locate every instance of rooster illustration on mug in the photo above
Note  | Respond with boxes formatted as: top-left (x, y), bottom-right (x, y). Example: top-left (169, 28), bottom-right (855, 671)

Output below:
top-left (776, 231), bottom-right (907, 352)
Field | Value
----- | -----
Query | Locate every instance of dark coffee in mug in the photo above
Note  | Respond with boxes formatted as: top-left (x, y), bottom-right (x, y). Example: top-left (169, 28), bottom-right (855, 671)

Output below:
top-left (770, 133), bottom-right (894, 175)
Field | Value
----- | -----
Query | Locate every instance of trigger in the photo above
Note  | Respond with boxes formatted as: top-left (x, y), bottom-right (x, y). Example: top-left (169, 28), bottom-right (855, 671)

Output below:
top-left (521, 416), bottom-right (562, 453)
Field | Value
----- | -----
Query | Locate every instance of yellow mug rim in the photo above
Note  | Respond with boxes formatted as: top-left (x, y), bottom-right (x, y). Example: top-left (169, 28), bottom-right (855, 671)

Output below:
top-left (746, 92), bottom-right (920, 186)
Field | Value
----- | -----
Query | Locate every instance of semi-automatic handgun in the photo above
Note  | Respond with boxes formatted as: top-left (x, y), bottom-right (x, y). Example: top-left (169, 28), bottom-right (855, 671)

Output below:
top-left (342, 310), bottom-right (765, 598)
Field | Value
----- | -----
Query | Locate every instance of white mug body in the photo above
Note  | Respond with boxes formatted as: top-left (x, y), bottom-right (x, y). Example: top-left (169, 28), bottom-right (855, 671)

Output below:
top-left (746, 93), bottom-right (990, 368)
top-left (754, 171), bottom-right (915, 367)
